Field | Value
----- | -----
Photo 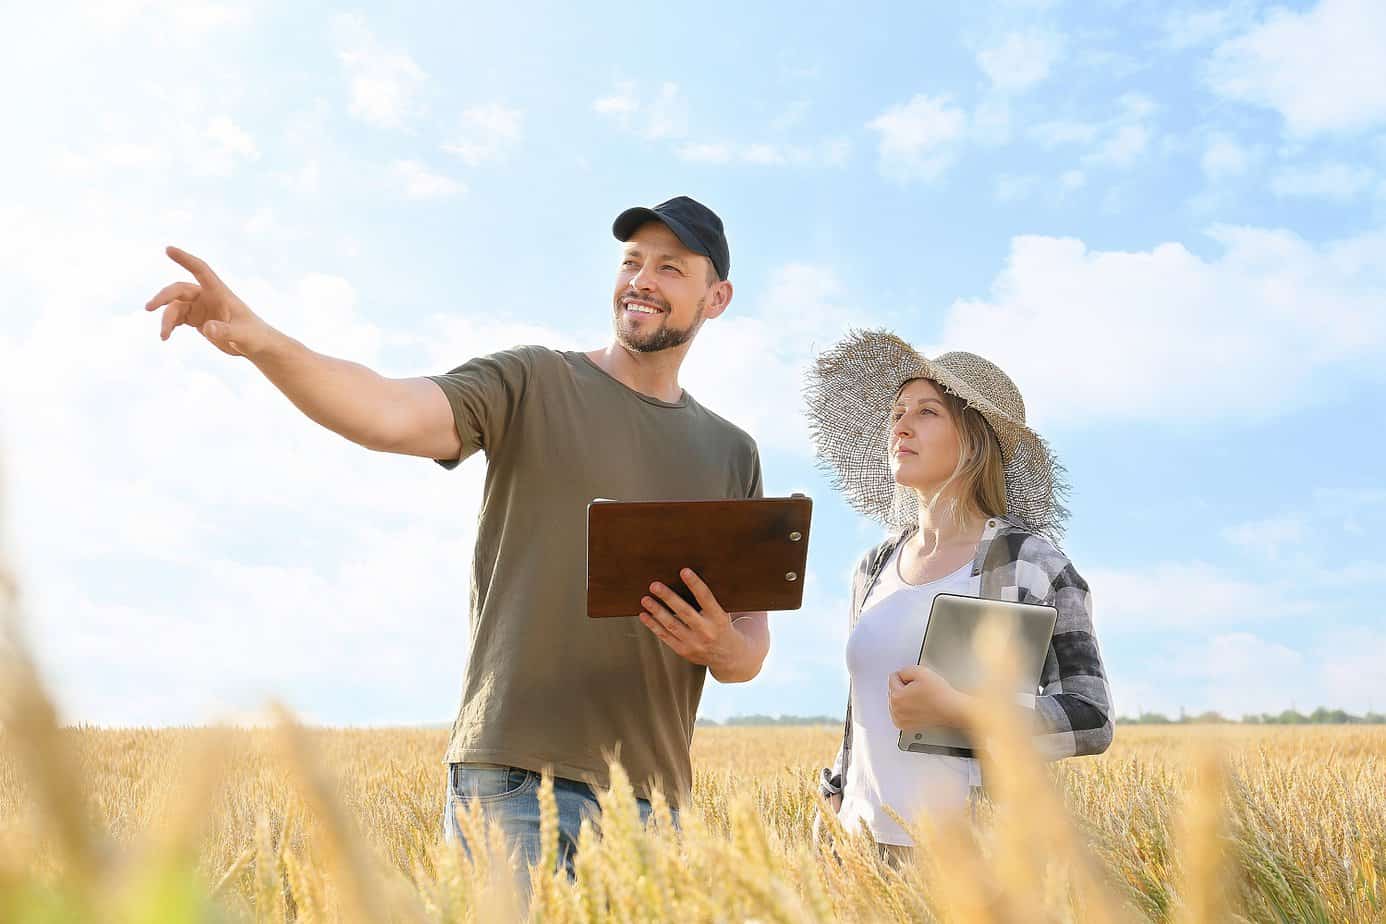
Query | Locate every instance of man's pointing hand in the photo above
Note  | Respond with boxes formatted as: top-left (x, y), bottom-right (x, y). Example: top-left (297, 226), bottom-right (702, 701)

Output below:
top-left (145, 246), bottom-right (270, 358)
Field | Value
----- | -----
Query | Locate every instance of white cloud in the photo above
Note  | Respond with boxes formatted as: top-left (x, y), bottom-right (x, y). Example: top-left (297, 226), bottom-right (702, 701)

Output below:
top-left (1159, 4), bottom-right (1255, 50)
top-left (1086, 123), bottom-right (1149, 167)
top-left (976, 30), bottom-right (1064, 93)
top-left (1032, 94), bottom-right (1156, 170)
top-left (1201, 133), bottom-right (1253, 179)
top-left (1115, 627), bottom-right (1386, 718)
top-left (768, 99), bottom-right (812, 133)
top-left (392, 160), bottom-right (464, 200)
top-left (971, 94), bottom-right (1013, 146)
top-left (1221, 514), bottom-right (1306, 560)
top-left (593, 81), bottom-right (638, 122)
top-left (675, 138), bottom-right (850, 168)
top-left (0, 238), bottom-right (586, 723)
top-left (681, 263), bottom-right (873, 456)
top-left (1031, 119), bottom-right (1100, 147)
top-left (993, 169), bottom-right (1085, 204)
top-left (279, 159), bottom-right (321, 195)
top-left (995, 174), bottom-right (1039, 203)
top-left (592, 81), bottom-right (687, 140)
top-left (676, 142), bottom-right (733, 165)
top-left (442, 103), bottom-right (524, 166)
top-left (1316, 628), bottom-right (1386, 711)
top-left (866, 94), bottom-right (967, 182)
top-left (1083, 95), bottom-right (1155, 168)
top-left (1171, 632), bottom-right (1309, 717)
top-left (933, 226), bottom-right (1386, 427)
top-left (51, 113), bottom-right (259, 181)
top-left (196, 115), bottom-right (259, 176)
top-left (241, 207), bottom-right (304, 242)
top-left (647, 83), bottom-right (688, 139)
top-left (1270, 162), bottom-right (1376, 200)
top-left (1087, 562), bottom-right (1307, 633)
top-left (84, 0), bottom-right (253, 37)
top-left (1209, 0), bottom-right (1386, 136)
top-left (97, 141), bottom-right (171, 171)
top-left (331, 13), bottom-right (426, 129)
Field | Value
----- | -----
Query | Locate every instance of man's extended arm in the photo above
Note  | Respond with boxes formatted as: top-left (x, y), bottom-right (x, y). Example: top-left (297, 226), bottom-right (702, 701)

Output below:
top-left (146, 246), bottom-right (461, 461)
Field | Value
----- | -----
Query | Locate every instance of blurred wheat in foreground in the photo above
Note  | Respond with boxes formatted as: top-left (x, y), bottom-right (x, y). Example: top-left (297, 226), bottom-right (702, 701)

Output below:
top-left (3, 566), bottom-right (1386, 921)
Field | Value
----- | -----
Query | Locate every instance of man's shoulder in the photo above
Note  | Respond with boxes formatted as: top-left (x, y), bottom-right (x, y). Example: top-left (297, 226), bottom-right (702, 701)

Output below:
top-left (509, 344), bottom-right (565, 367)
top-left (437, 344), bottom-right (561, 377)
top-left (686, 397), bottom-right (760, 456)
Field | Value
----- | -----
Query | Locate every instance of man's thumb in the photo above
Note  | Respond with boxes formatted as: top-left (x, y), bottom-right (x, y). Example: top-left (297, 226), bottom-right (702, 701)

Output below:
top-left (204, 321), bottom-right (225, 339)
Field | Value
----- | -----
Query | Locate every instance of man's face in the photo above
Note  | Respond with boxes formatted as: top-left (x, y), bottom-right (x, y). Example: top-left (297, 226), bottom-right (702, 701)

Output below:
top-left (611, 221), bottom-right (718, 353)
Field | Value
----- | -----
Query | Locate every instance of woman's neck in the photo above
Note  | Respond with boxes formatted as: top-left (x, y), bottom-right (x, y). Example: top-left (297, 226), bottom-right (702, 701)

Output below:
top-left (910, 496), bottom-right (986, 554)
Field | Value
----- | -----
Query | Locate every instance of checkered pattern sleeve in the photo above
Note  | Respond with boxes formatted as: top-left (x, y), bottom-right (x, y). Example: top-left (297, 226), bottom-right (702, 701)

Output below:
top-left (1028, 549), bottom-right (1114, 760)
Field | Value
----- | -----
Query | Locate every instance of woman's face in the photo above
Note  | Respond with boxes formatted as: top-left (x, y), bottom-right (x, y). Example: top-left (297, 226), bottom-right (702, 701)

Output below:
top-left (889, 378), bottom-right (962, 492)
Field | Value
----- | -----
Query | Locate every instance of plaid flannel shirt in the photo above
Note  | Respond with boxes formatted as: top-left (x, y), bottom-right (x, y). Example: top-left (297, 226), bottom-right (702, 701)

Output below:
top-left (819, 514), bottom-right (1114, 799)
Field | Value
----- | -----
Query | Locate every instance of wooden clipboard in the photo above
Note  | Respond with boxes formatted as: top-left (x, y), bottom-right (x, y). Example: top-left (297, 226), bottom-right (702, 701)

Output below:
top-left (586, 495), bottom-right (813, 618)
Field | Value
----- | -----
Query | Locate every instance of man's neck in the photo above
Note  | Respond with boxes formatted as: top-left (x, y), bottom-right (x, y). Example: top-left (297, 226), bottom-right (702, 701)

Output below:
top-left (585, 341), bottom-right (689, 403)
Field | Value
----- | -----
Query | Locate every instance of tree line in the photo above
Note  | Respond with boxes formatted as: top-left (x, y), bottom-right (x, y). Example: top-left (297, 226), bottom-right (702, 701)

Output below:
top-left (697, 707), bottom-right (1386, 726)
top-left (1119, 707), bottom-right (1386, 725)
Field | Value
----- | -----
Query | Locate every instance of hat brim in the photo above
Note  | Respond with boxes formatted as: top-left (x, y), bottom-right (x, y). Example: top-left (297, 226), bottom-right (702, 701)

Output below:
top-left (612, 207), bottom-right (721, 278)
top-left (804, 328), bottom-right (1069, 544)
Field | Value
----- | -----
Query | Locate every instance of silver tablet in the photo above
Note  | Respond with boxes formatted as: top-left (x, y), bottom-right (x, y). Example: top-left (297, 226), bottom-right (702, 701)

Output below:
top-left (897, 593), bottom-right (1058, 757)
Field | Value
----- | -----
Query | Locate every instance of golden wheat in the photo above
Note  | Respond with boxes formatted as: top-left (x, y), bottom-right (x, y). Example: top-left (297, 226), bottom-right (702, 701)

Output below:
top-left (4, 523), bottom-right (1384, 923)
top-left (2, 714), bottom-right (1385, 922)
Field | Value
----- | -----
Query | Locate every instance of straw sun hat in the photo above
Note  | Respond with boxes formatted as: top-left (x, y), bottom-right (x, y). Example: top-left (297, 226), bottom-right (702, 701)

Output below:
top-left (804, 328), bottom-right (1069, 545)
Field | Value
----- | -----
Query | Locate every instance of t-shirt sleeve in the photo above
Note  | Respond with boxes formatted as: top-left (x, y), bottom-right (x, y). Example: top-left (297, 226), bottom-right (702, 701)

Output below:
top-left (744, 444), bottom-right (764, 499)
top-left (426, 346), bottom-right (536, 470)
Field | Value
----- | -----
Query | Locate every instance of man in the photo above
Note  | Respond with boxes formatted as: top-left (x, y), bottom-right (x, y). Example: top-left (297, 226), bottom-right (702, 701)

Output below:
top-left (144, 196), bottom-right (769, 874)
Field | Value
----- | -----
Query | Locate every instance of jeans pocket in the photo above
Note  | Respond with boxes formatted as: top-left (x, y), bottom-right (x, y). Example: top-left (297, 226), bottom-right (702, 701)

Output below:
top-left (450, 763), bottom-right (536, 802)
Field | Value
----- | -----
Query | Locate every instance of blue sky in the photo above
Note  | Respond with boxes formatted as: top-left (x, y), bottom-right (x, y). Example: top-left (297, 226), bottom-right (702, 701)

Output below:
top-left (2, 0), bottom-right (1384, 727)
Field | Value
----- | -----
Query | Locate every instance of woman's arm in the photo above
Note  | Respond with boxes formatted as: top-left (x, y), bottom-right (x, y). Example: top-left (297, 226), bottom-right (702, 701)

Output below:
top-left (1028, 560), bottom-right (1114, 759)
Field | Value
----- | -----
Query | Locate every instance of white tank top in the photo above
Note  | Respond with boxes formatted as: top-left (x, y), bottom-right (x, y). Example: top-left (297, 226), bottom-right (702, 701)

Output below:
top-left (838, 543), bottom-right (981, 846)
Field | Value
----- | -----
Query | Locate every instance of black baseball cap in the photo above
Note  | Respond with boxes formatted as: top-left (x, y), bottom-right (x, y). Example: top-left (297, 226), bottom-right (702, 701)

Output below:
top-left (612, 196), bottom-right (730, 281)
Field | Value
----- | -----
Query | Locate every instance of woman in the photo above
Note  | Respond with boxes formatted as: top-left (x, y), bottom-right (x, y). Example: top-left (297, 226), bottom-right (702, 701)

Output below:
top-left (805, 329), bottom-right (1113, 854)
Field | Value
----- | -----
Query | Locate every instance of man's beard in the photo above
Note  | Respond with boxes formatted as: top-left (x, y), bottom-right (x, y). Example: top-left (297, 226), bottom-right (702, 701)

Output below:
top-left (614, 297), bottom-right (705, 353)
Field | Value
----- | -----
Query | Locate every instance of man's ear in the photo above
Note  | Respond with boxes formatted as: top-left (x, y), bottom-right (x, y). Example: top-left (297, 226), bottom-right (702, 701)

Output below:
top-left (702, 279), bottom-right (733, 320)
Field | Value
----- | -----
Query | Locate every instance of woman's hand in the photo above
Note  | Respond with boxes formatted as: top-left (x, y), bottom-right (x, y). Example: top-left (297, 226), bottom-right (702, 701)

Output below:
top-left (829, 791), bottom-right (842, 814)
top-left (887, 666), bottom-right (972, 731)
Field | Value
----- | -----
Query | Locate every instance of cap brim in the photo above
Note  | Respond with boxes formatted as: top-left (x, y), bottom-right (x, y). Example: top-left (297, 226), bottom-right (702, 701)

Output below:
top-left (612, 207), bottom-right (711, 262)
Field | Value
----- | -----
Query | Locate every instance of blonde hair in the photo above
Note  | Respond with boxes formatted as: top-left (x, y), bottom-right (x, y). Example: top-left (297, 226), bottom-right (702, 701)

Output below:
top-left (889, 379), bottom-right (1008, 533)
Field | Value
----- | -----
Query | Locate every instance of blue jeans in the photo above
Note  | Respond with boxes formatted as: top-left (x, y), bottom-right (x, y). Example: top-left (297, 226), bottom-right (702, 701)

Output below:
top-left (441, 763), bottom-right (671, 887)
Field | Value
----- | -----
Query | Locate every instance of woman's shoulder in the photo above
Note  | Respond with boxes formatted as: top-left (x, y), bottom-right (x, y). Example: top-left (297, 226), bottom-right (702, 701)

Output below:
top-left (847, 531), bottom-right (909, 599)
top-left (987, 517), bottom-right (1084, 586)
top-left (853, 530), bottom-right (908, 573)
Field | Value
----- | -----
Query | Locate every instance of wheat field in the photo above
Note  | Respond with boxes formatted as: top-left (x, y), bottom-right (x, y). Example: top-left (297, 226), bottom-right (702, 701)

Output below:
top-left (2, 519), bottom-right (1383, 923)
top-left (2, 675), bottom-right (1385, 924)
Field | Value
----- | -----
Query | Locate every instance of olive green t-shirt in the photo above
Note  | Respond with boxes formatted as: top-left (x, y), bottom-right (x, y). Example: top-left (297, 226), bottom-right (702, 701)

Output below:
top-left (428, 346), bottom-right (763, 807)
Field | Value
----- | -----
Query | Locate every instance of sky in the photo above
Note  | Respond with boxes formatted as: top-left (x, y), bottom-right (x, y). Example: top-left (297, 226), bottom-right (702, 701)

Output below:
top-left (1, 0), bottom-right (1384, 728)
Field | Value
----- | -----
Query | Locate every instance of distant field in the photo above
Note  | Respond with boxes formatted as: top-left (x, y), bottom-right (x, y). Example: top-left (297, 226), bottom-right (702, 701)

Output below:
top-left (3, 721), bottom-right (1384, 921)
